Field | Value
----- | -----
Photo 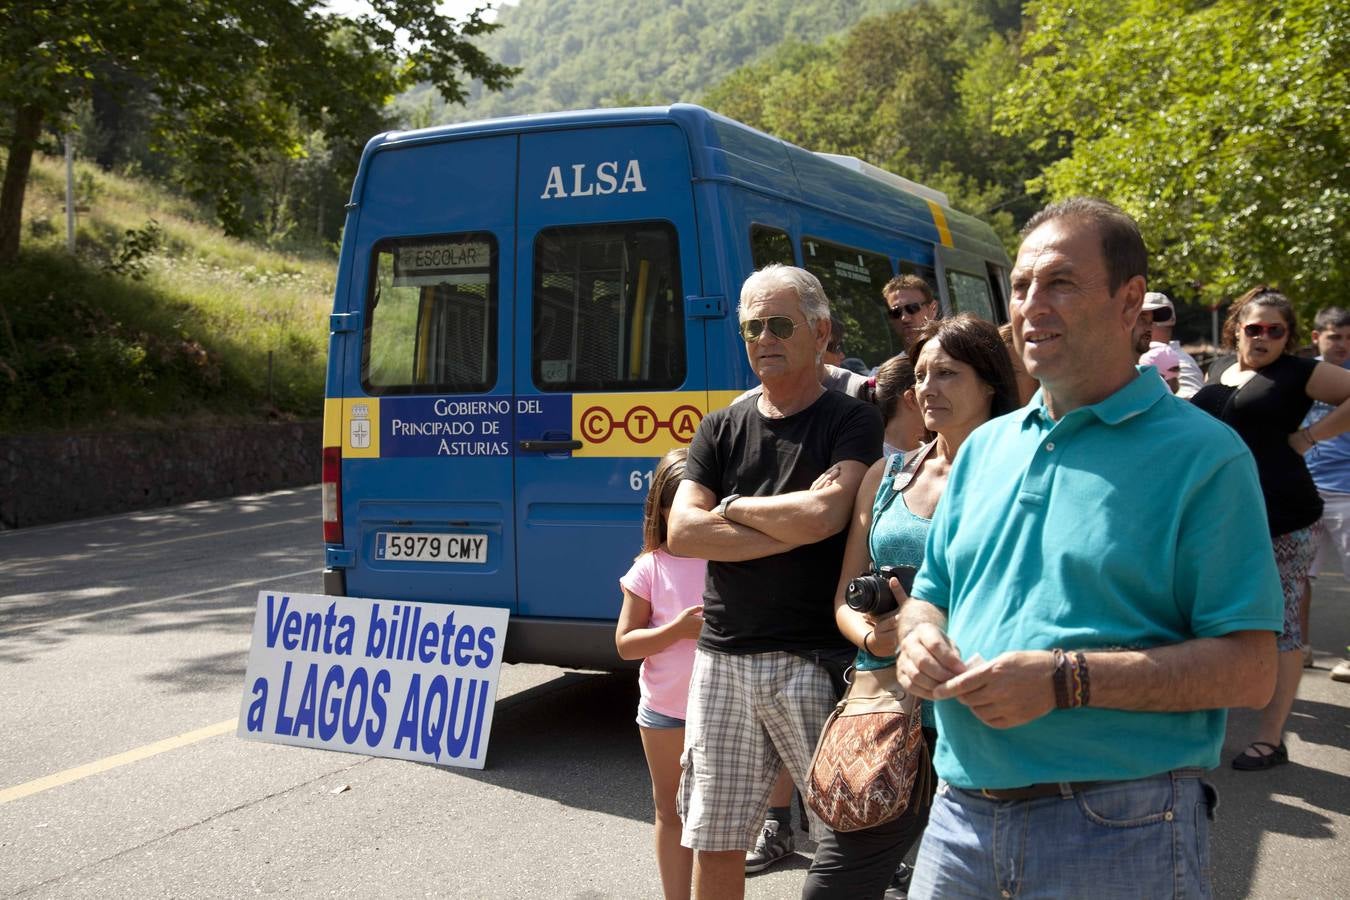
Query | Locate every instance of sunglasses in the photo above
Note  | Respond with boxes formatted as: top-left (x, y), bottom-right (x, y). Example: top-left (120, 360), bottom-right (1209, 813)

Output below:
top-left (740, 315), bottom-right (806, 342)
top-left (1243, 323), bottom-right (1287, 340)
top-left (1149, 307), bottom-right (1173, 323)
top-left (887, 300), bottom-right (932, 319)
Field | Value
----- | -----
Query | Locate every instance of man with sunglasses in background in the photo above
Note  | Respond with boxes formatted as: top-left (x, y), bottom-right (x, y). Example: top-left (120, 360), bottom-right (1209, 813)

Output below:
top-left (669, 264), bottom-right (882, 899)
top-left (1144, 291), bottom-right (1204, 398)
top-left (883, 275), bottom-right (939, 353)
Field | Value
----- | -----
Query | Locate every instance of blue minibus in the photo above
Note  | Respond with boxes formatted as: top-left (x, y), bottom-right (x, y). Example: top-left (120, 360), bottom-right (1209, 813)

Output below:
top-left (321, 104), bottom-right (1010, 669)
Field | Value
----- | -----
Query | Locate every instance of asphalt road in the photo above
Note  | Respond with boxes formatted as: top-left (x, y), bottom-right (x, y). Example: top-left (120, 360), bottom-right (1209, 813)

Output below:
top-left (1, 487), bottom-right (1347, 898)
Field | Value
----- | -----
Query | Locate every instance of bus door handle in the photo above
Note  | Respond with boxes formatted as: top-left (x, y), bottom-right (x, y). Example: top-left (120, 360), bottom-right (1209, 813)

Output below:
top-left (518, 439), bottom-right (583, 452)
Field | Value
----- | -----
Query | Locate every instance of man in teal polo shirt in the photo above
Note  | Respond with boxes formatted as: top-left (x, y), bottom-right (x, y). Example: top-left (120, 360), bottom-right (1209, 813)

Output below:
top-left (895, 198), bottom-right (1282, 899)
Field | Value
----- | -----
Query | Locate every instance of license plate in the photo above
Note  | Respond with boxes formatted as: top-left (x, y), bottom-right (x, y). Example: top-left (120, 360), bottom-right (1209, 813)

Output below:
top-left (375, 531), bottom-right (488, 564)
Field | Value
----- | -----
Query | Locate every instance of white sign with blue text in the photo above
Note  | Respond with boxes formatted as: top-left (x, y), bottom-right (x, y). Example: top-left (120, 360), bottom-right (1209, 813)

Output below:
top-left (237, 591), bottom-right (510, 770)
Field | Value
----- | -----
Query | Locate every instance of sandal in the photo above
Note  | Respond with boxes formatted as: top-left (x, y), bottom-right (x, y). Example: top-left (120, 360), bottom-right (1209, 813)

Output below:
top-left (1231, 741), bottom-right (1288, 771)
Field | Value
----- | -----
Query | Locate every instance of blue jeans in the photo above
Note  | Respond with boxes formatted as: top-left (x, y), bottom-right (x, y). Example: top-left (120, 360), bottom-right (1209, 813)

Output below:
top-left (909, 770), bottom-right (1217, 899)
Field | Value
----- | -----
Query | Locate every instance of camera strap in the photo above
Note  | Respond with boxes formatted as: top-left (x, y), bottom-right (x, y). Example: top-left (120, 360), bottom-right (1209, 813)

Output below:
top-left (890, 440), bottom-right (936, 493)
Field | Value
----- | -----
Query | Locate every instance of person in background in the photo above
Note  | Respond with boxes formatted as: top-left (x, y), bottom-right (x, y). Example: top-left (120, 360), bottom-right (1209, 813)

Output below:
top-left (872, 354), bottom-right (927, 457)
top-left (802, 314), bottom-right (1018, 900)
top-left (1145, 291), bottom-right (1204, 398)
top-left (1298, 306), bottom-right (1350, 682)
top-left (1191, 286), bottom-right (1350, 769)
top-left (824, 317), bottom-right (848, 367)
top-left (998, 323), bottom-right (1039, 406)
top-left (1132, 305), bottom-right (1154, 354)
top-left (669, 264), bottom-right (882, 899)
top-left (1140, 343), bottom-right (1183, 394)
top-left (883, 275), bottom-right (939, 353)
top-left (898, 198), bottom-right (1282, 899)
top-left (616, 447), bottom-right (707, 900)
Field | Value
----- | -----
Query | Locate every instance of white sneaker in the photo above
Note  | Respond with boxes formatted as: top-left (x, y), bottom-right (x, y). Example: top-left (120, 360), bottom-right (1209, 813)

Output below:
top-left (1331, 658), bottom-right (1350, 683)
top-left (744, 819), bottom-right (795, 874)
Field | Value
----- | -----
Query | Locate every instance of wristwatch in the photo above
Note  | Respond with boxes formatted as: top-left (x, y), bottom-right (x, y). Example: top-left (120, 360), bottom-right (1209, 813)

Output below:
top-left (713, 493), bottom-right (741, 518)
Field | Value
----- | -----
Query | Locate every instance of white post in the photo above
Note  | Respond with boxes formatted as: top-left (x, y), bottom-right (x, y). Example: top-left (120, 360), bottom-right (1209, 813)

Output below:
top-left (65, 133), bottom-right (76, 252)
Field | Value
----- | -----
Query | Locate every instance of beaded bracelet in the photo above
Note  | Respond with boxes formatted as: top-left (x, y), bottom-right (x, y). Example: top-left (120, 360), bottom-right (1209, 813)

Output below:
top-left (1052, 649), bottom-right (1091, 709)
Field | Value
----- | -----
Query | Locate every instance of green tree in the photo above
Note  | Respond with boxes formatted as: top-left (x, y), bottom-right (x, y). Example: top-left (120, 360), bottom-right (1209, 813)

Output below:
top-left (999, 0), bottom-right (1349, 312)
top-left (0, 1), bottom-right (515, 261)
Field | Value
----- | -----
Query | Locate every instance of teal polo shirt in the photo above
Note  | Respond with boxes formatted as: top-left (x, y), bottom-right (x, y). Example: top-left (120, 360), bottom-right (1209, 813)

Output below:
top-left (911, 369), bottom-right (1283, 789)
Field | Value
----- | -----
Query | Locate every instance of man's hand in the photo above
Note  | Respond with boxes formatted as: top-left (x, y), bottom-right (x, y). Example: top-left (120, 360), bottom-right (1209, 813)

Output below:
top-left (934, 650), bottom-right (1056, 729)
top-left (810, 464), bottom-right (842, 491)
top-left (896, 622), bottom-right (966, 699)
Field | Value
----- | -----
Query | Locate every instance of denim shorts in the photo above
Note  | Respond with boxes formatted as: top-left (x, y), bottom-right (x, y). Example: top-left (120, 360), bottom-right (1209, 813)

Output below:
top-left (635, 702), bottom-right (685, 730)
top-left (909, 769), bottom-right (1219, 899)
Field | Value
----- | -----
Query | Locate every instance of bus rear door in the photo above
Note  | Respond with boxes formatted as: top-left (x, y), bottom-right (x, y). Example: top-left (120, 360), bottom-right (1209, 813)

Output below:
top-left (337, 134), bottom-right (519, 613)
top-left (508, 124), bottom-right (708, 662)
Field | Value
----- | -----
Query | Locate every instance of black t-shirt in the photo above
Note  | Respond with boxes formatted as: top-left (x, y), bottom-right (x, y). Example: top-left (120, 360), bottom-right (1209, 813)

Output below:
top-left (1192, 353), bottom-right (1322, 535)
top-left (684, 389), bottom-right (883, 653)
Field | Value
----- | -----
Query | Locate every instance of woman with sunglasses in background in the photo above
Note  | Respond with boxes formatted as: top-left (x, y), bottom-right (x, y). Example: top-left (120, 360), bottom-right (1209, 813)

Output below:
top-left (1192, 286), bottom-right (1350, 770)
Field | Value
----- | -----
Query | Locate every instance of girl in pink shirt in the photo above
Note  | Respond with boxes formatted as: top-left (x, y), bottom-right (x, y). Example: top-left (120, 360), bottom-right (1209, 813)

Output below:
top-left (616, 447), bottom-right (706, 900)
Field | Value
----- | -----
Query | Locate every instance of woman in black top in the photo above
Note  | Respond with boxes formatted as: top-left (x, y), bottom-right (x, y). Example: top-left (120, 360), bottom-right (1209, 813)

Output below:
top-left (1192, 286), bottom-right (1350, 770)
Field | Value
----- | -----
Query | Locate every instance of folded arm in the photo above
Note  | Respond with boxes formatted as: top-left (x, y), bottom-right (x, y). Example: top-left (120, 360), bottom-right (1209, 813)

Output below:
top-left (725, 459), bottom-right (870, 545)
top-left (667, 479), bottom-right (798, 562)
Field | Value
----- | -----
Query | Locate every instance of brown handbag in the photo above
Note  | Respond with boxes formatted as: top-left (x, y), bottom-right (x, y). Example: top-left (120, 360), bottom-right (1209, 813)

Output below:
top-left (805, 664), bottom-right (930, 832)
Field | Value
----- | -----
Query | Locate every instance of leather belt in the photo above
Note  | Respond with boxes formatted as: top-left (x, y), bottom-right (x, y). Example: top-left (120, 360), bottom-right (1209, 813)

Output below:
top-left (977, 781), bottom-right (1100, 801)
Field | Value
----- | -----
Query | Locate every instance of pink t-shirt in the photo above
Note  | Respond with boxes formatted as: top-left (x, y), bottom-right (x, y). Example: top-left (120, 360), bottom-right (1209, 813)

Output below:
top-left (619, 548), bottom-right (707, 720)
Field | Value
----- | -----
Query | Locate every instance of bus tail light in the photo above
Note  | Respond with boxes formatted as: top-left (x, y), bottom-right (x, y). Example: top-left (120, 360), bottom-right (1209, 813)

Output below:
top-left (322, 446), bottom-right (342, 544)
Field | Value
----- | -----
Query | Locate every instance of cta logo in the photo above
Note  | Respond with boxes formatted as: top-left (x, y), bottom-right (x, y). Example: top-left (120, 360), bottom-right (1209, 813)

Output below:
top-left (579, 403), bottom-right (701, 444)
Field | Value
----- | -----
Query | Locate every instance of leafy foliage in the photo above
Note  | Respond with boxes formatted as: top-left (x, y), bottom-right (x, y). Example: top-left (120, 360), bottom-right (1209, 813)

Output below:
top-left (702, 0), bottom-right (1044, 253)
top-left (408, 0), bottom-right (906, 123)
top-left (0, 1), bottom-right (516, 257)
top-left (0, 153), bottom-right (333, 431)
top-left (999, 0), bottom-right (1349, 315)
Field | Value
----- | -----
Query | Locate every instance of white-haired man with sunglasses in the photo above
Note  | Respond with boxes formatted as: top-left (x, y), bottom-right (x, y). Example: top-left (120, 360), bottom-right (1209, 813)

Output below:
top-left (1144, 291), bottom-right (1204, 398)
top-left (669, 264), bottom-right (883, 899)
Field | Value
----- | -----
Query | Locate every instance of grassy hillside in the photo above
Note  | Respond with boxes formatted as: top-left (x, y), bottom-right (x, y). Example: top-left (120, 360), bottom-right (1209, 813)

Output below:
top-left (404, 0), bottom-right (908, 125)
top-left (0, 154), bottom-right (334, 432)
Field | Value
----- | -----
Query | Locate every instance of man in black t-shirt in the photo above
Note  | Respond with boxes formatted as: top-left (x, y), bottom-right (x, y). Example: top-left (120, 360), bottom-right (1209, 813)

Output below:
top-left (668, 264), bottom-right (883, 898)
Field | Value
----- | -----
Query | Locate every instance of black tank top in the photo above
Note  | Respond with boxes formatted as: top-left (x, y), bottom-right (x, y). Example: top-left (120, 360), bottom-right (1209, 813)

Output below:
top-left (1192, 354), bottom-right (1322, 536)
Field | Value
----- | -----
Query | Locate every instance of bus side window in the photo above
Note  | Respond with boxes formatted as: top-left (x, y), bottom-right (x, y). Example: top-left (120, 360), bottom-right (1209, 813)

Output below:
top-left (801, 237), bottom-right (894, 370)
top-left (532, 222), bottom-right (685, 392)
top-left (363, 233), bottom-right (497, 395)
top-left (946, 269), bottom-right (998, 323)
top-left (750, 225), bottom-right (795, 268)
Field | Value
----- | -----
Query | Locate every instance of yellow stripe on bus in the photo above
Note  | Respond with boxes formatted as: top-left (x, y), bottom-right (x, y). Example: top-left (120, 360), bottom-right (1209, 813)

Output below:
top-left (927, 199), bottom-right (954, 248)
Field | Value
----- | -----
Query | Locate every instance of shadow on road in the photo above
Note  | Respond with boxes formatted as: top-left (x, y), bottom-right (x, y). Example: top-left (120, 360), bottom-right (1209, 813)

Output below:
top-left (454, 670), bottom-right (654, 823)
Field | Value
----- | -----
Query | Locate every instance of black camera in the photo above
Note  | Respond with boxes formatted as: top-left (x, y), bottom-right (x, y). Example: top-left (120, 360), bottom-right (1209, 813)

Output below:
top-left (844, 564), bottom-right (917, 616)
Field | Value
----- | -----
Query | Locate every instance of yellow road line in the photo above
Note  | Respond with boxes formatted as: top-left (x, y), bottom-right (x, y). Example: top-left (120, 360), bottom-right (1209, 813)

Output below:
top-left (0, 718), bottom-right (237, 806)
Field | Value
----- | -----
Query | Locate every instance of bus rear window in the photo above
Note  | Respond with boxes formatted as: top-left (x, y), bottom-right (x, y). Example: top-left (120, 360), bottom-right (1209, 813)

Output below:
top-left (363, 233), bottom-right (497, 395)
top-left (532, 222), bottom-right (685, 392)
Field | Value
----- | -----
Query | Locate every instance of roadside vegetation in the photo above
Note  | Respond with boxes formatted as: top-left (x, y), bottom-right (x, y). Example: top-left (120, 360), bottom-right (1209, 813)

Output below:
top-left (0, 151), bottom-right (334, 432)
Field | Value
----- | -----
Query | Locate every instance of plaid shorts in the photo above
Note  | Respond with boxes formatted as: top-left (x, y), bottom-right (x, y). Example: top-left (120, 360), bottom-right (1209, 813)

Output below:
top-left (677, 648), bottom-right (837, 851)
